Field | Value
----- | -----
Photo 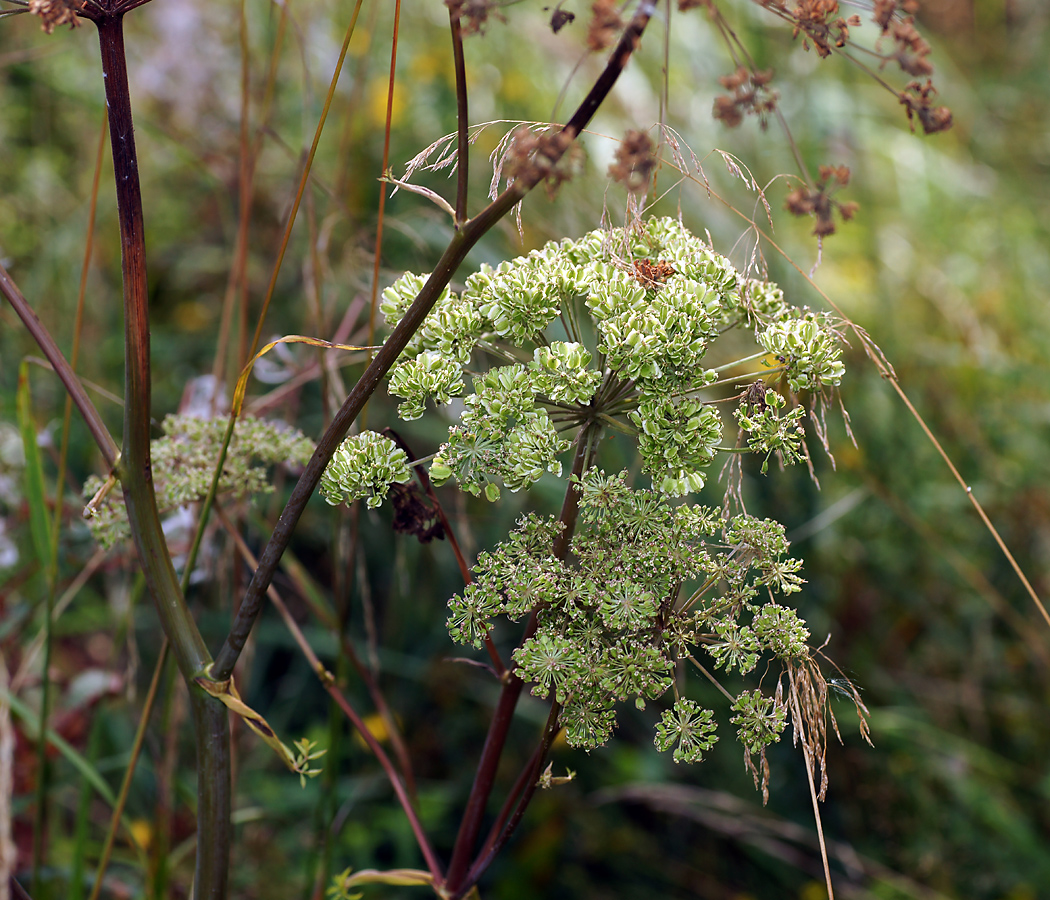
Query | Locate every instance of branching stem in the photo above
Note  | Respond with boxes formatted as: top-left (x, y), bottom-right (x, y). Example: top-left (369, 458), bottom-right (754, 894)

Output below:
top-left (212, 0), bottom-right (654, 684)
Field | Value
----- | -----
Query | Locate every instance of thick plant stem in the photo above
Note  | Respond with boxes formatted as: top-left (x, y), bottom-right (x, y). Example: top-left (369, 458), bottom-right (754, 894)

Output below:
top-left (95, 13), bottom-right (210, 681)
top-left (448, 6), bottom-right (469, 225)
top-left (94, 15), bottom-right (229, 900)
top-left (190, 691), bottom-right (232, 900)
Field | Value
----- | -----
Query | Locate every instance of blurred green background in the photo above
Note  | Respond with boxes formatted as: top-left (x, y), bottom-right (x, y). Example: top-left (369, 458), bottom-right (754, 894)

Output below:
top-left (1, 0), bottom-right (1048, 898)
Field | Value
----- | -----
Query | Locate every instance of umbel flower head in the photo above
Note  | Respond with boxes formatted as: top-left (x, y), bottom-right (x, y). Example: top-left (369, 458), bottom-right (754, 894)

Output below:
top-left (83, 415), bottom-right (315, 549)
top-left (370, 216), bottom-right (845, 502)
top-left (318, 215), bottom-right (854, 787)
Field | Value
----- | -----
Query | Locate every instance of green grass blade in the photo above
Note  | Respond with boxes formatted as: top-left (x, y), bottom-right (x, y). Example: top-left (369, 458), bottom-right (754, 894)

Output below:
top-left (3, 689), bottom-right (116, 807)
top-left (17, 362), bottom-right (54, 582)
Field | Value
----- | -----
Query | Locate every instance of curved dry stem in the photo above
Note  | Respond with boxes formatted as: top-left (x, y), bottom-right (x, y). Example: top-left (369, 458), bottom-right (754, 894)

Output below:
top-left (0, 265), bottom-right (118, 468)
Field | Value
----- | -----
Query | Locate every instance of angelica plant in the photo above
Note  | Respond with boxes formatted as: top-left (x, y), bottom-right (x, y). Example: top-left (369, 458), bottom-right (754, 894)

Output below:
top-left (322, 215), bottom-right (850, 792)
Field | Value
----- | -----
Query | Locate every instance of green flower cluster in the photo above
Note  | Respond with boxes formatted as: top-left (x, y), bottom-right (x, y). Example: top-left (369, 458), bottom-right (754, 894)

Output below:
top-left (447, 470), bottom-right (810, 755)
top-left (655, 699), bottom-right (718, 764)
top-left (83, 415), bottom-right (315, 549)
top-left (320, 432), bottom-right (412, 509)
top-left (379, 216), bottom-right (839, 501)
top-left (322, 216), bottom-right (846, 774)
top-left (759, 311), bottom-right (845, 393)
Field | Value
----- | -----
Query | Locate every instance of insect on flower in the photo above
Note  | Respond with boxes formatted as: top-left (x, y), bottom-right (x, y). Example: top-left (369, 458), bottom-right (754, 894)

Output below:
top-left (632, 258), bottom-right (677, 290)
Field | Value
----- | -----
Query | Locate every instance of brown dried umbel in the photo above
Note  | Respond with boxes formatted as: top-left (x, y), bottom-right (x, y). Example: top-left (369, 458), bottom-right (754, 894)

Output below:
top-left (785, 164), bottom-right (858, 237)
top-left (389, 482), bottom-right (446, 544)
top-left (713, 67), bottom-right (778, 129)
top-left (28, 0), bottom-right (83, 32)
top-left (587, 0), bottom-right (623, 52)
top-left (503, 126), bottom-right (580, 197)
top-left (880, 14), bottom-right (934, 77)
top-left (446, 0), bottom-right (504, 36)
top-left (743, 380), bottom-right (770, 412)
top-left (608, 130), bottom-right (657, 195)
top-left (547, 5), bottom-right (575, 33)
top-left (899, 79), bottom-right (953, 135)
top-left (765, 0), bottom-right (861, 58)
top-left (872, 0), bottom-right (919, 33)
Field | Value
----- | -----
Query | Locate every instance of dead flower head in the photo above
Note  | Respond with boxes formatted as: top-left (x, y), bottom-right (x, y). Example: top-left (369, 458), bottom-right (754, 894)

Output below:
top-left (872, 0), bottom-right (919, 34)
top-left (608, 130), bottom-right (657, 195)
top-left (547, 6), bottom-right (575, 33)
top-left (899, 79), bottom-right (953, 134)
top-left (587, 0), bottom-right (623, 52)
top-left (631, 259), bottom-right (676, 290)
top-left (770, 0), bottom-right (860, 58)
top-left (713, 67), bottom-right (778, 130)
top-left (784, 164), bottom-right (858, 237)
top-left (389, 482), bottom-right (446, 544)
top-left (29, 0), bottom-right (82, 33)
top-left (503, 126), bottom-right (581, 198)
top-left (446, 0), bottom-right (504, 36)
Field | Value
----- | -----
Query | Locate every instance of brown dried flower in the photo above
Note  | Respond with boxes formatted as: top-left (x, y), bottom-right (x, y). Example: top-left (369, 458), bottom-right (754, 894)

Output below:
top-left (885, 17), bottom-right (933, 76)
top-left (778, 0), bottom-right (860, 58)
top-left (785, 164), bottom-right (857, 237)
top-left (608, 130), bottom-right (657, 194)
top-left (504, 126), bottom-right (581, 197)
top-left (713, 67), bottom-right (778, 129)
top-left (389, 483), bottom-right (445, 544)
top-left (872, 0), bottom-right (920, 34)
top-left (548, 6), bottom-right (575, 33)
top-left (587, 0), bottom-right (623, 52)
top-left (28, 0), bottom-right (82, 33)
top-left (446, 0), bottom-right (504, 36)
top-left (899, 79), bottom-right (953, 134)
top-left (631, 259), bottom-right (676, 289)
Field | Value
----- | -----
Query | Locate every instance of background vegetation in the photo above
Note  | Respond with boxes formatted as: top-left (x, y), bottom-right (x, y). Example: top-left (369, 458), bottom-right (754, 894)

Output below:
top-left (1, 0), bottom-right (1048, 898)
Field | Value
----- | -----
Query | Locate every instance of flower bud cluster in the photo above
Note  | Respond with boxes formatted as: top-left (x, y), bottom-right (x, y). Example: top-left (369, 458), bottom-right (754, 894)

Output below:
top-left (759, 311), bottom-right (845, 392)
top-left (428, 364), bottom-right (573, 500)
top-left (320, 432), bottom-right (412, 510)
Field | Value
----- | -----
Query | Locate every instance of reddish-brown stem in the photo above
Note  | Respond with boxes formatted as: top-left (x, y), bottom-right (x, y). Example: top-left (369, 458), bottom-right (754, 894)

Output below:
top-left (327, 679), bottom-right (444, 881)
top-left (364, 0), bottom-right (402, 379)
top-left (442, 666), bottom-right (527, 894)
top-left (0, 265), bottom-right (118, 468)
top-left (216, 503), bottom-right (441, 877)
top-left (449, 7), bottom-right (469, 225)
top-left (94, 15), bottom-right (227, 900)
top-left (463, 700), bottom-right (563, 889)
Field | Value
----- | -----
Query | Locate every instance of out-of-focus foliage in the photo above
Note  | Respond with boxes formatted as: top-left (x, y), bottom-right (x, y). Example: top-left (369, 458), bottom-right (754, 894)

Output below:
top-left (2, 0), bottom-right (1049, 898)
